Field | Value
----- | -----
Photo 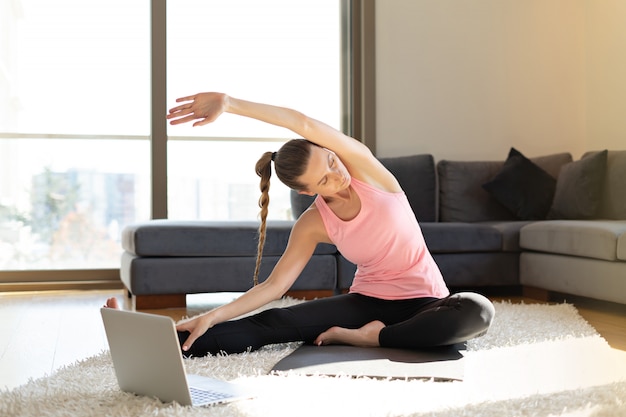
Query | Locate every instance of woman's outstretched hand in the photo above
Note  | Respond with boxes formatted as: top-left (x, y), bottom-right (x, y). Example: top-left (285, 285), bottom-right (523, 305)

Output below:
top-left (176, 313), bottom-right (214, 352)
top-left (167, 92), bottom-right (227, 127)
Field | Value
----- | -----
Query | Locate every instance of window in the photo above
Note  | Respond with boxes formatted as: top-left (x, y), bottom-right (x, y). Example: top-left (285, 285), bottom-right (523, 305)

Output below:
top-left (0, 0), bottom-right (344, 275)
top-left (166, 0), bottom-right (341, 221)
top-left (0, 0), bottom-right (150, 271)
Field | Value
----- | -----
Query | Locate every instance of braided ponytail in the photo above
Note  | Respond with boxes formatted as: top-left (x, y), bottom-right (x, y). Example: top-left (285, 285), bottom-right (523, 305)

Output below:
top-left (253, 152), bottom-right (273, 286)
top-left (252, 139), bottom-right (313, 288)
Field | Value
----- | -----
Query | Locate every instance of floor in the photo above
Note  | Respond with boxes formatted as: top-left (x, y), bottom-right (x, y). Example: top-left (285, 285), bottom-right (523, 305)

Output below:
top-left (0, 289), bottom-right (625, 391)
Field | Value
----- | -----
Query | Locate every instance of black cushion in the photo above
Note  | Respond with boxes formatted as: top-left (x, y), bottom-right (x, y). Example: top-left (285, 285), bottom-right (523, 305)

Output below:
top-left (548, 150), bottom-right (608, 219)
top-left (482, 148), bottom-right (557, 220)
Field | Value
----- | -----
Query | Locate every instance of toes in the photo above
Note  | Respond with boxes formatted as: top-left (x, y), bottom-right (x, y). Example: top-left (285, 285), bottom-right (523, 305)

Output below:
top-left (104, 297), bottom-right (120, 309)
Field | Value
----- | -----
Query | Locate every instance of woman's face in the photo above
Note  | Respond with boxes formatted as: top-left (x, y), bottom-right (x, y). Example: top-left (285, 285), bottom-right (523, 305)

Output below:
top-left (296, 146), bottom-right (351, 196)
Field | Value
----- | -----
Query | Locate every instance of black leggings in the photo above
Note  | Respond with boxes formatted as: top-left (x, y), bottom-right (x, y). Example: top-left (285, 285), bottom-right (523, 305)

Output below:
top-left (178, 292), bottom-right (495, 357)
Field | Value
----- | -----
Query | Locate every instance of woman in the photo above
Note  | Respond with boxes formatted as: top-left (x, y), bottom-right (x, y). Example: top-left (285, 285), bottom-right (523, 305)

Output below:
top-left (110, 92), bottom-right (495, 357)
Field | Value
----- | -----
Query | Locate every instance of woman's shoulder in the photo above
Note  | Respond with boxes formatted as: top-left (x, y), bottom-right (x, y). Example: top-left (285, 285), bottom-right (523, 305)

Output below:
top-left (347, 157), bottom-right (402, 194)
top-left (292, 205), bottom-right (332, 245)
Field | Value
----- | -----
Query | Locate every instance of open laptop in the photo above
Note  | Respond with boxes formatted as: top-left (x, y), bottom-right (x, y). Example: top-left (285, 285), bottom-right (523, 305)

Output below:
top-left (100, 308), bottom-right (253, 406)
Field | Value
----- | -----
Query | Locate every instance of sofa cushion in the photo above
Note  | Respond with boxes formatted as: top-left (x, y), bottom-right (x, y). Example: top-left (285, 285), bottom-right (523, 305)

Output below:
top-left (594, 150), bottom-right (626, 220)
top-left (437, 152), bottom-right (572, 222)
top-left (618, 230), bottom-right (626, 261)
top-left (433, 253), bottom-right (520, 287)
top-left (520, 220), bottom-right (626, 261)
top-left (438, 160), bottom-right (517, 222)
top-left (420, 223), bottom-right (503, 253)
top-left (121, 252), bottom-right (337, 295)
top-left (337, 250), bottom-right (521, 289)
top-left (548, 150), bottom-right (608, 219)
top-left (481, 221), bottom-right (535, 252)
top-left (482, 148), bottom-right (557, 220)
top-left (122, 220), bottom-right (337, 257)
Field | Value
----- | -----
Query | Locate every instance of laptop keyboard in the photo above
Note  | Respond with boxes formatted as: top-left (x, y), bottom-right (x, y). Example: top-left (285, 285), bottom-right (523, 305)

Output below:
top-left (189, 387), bottom-right (232, 405)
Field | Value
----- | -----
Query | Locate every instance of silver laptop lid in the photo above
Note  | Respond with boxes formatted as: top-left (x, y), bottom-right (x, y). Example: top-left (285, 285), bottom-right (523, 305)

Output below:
top-left (101, 308), bottom-right (193, 405)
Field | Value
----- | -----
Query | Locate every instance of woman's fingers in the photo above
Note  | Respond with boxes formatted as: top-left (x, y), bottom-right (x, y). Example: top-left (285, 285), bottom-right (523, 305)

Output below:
top-left (175, 319), bottom-right (195, 333)
top-left (181, 330), bottom-right (202, 352)
top-left (167, 104), bottom-right (193, 118)
top-left (176, 317), bottom-right (211, 351)
top-left (168, 113), bottom-right (199, 125)
top-left (167, 92), bottom-right (226, 127)
top-left (175, 95), bottom-right (196, 103)
top-left (168, 95), bottom-right (197, 116)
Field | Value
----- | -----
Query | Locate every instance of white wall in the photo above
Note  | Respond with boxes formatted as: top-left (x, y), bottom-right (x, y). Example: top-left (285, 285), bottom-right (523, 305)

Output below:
top-left (585, 0), bottom-right (626, 152)
top-left (375, 0), bottom-right (596, 161)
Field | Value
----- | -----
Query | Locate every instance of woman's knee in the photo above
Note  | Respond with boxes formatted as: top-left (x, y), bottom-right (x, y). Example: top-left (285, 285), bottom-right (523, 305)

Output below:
top-left (454, 292), bottom-right (495, 330)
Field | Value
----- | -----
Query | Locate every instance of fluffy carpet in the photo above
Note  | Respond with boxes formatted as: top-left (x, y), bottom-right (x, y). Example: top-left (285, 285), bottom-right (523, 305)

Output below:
top-left (2, 300), bottom-right (625, 417)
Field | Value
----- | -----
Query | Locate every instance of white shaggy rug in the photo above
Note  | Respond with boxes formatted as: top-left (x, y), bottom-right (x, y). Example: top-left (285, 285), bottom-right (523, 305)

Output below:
top-left (1, 300), bottom-right (625, 417)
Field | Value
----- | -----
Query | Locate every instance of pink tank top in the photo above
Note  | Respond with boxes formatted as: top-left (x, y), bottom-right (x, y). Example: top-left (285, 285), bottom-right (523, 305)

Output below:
top-left (315, 178), bottom-right (449, 300)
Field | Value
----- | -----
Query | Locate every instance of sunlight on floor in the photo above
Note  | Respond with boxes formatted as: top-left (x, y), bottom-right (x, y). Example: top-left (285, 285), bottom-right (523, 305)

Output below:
top-left (464, 336), bottom-right (626, 403)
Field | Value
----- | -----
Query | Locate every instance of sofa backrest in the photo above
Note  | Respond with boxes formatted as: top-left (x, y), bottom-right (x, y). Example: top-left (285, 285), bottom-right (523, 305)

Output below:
top-left (437, 152), bottom-right (572, 222)
top-left (290, 191), bottom-right (316, 219)
top-left (584, 150), bottom-right (626, 220)
top-left (380, 154), bottom-right (438, 222)
top-left (290, 154), bottom-right (438, 222)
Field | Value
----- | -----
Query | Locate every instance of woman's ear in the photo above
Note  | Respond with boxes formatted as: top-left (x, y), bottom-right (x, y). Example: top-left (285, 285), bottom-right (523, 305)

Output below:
top-left (297, 190), bottom-right (316, 197)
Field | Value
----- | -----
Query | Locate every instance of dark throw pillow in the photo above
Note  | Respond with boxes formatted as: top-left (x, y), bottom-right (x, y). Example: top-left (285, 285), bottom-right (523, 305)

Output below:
top-left (547, 150), bottom-right (608, 219)
top-left (482, 148), bottom-right (557, 220)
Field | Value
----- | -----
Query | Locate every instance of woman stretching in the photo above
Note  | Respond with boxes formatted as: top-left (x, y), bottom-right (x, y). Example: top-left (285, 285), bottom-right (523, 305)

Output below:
top-left (108, 92), bottom-right (495, 357)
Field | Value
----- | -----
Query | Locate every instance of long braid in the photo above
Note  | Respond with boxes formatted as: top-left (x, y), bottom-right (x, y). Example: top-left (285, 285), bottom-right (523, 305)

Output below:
top-left (253, 152), bottom-right (273, 286)
top-left (252, 140), bottom-right (312, 288)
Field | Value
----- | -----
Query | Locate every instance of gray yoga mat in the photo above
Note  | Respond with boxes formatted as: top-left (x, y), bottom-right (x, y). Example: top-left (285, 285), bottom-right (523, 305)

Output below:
top-left (271, 343), bottom-right (466, 381)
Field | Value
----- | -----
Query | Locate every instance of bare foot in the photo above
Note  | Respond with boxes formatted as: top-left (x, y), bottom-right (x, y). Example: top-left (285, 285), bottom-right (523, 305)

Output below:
top-left (104, 297), bottom-right (120, 309)
top-left (314, 320), bottom-right (385, 347)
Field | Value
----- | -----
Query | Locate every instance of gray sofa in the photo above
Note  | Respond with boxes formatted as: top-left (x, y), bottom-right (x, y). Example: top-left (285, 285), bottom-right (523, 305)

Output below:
top-left (120, 150), bottom-right (626, 309)
top-left (519, 151), bottom-right (626, 304)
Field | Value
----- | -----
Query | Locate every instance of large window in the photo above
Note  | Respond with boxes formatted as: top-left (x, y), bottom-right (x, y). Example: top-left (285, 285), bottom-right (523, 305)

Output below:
top-left (0, 0), bottom-right (151, 272)
top-left (0, 1), bottom-right (344, 275)
top-left (166, 1), bottom-right (341, 221)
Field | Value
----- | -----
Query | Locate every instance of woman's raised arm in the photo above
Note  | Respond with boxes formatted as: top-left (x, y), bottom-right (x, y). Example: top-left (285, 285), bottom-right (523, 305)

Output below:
top-left (167, 92), bottom-right (400, 192)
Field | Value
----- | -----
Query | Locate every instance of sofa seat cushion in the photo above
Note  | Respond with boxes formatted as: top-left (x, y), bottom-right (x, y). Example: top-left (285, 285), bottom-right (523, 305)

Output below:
top-left (619, 231), bottom-right (626, 261)
top-left (480, 221), bottom-right (536, 252)
top-left (122, 220), bottom-right (337, 257)
top-left (520, 220), bottom-right (626, 261)
top-left (420, 222), bottom-right (503, 253)
top-left (433, 252), bottom-right (520, 287)
top-left (121, 252), bottom-right (337, 295)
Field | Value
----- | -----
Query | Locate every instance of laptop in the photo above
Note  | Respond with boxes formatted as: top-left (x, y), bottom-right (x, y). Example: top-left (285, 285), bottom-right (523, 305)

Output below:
top-left (100, 308), bottom-right (253, 406)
